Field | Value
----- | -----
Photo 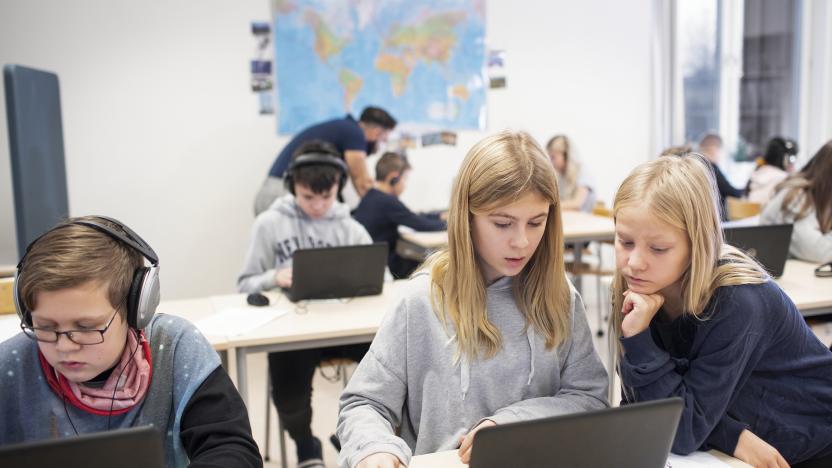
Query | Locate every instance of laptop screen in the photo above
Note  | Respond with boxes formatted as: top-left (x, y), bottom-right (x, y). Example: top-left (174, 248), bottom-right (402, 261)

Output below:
top-left (288, 242), bottom-right (388, 302)
top-left (0, 426), bottom-right (164, 468)
top-left (723, 224), bottom-right (793, 277)
top-left (469, 398), bottom-right (683, 468)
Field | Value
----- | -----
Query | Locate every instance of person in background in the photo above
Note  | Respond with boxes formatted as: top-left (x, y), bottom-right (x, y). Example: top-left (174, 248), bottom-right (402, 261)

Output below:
top-left (747, 137), bottom-right (799, 204)
top-left (352, 152), bottom-right (446, 279)
top-left (545, 135), bottom-right (596, 212)
top-left (697, 133), bottom-right (744, 220)
top-left (239, 141), bottom-right (372, 467)
top-left (760, 140), bottom-right (832, 264)
top-left (254, 106), bottom-right (397, 215)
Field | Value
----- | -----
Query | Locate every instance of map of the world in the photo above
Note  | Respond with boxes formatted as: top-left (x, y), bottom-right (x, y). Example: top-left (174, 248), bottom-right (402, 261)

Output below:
top-left (272, 0), bottom-right (486, 134)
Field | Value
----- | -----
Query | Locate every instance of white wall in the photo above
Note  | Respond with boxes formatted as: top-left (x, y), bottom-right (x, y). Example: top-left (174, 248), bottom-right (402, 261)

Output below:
top-left (1, 0), bottom-right (653, 300)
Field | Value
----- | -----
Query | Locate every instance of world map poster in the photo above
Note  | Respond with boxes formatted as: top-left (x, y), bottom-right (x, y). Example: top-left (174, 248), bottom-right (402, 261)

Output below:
top-left (272, 0), bottom-right (486, 134)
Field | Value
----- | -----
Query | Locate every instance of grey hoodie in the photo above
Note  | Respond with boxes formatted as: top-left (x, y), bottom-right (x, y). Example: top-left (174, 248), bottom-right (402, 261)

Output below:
top-left (337, 273), bottom-right (609, 467)
top-left (237, 194), bottom-right (372, 293)
top-left (760, 188), bottom-right (832, 263)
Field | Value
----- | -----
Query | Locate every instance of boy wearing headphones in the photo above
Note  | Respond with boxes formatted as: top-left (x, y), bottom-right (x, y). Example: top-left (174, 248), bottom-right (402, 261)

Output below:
top-left (238, 141), bottom-right (372, 467)
top-left (353, 152), bottom-right (446, 278)
top-left (1, 216), bottom-right (261, 467)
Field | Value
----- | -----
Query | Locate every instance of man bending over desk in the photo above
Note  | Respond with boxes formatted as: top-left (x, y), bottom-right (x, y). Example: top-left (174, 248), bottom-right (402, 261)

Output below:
top-left (238, 141), bottom-right (372, 468)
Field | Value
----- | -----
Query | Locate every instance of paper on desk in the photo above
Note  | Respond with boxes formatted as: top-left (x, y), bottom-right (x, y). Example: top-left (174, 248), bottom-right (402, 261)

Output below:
top-left (196, 307), bottom-right (287, 337)
top-left (0, 315), bottom-right (22, 343)
top-left (666, 452), bottom-right (731, 468)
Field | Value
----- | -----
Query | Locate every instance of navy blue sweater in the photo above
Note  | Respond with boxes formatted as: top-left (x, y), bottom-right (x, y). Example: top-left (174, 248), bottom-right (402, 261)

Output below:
top-left (353, 188), bottom-right (445, 272)
top-left (620, 280), bottom-right (832, 464)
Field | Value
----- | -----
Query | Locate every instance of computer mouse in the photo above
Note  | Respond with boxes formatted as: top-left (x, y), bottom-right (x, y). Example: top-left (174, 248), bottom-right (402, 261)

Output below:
top-left (246, 292), bottom-right (270, 307)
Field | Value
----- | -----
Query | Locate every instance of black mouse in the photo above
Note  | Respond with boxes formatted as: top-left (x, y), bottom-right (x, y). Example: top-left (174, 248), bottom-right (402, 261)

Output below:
top-left (246, 292), bottom-right (270, 307)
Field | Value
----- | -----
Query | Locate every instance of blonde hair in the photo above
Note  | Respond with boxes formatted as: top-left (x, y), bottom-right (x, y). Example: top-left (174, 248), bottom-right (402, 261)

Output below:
top-left (18, 216), bottom-right (143, 319)
top-left (609, 155), bottom-right (767, 378)
top-left (426, 130), bottom-right (571, 360)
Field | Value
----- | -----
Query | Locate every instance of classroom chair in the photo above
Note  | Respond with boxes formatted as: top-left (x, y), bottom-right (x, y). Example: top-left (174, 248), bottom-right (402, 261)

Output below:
top-left (726, 197), bottom-right (762, 221)
top-left (264, 359), bottom-right (355, 468)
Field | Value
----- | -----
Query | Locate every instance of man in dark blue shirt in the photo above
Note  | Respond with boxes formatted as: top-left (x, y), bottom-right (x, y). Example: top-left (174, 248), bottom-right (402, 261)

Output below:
top-left (353, 152), bottom-right (446, 278)
top-left (254, 106), bottom-right (397, 215)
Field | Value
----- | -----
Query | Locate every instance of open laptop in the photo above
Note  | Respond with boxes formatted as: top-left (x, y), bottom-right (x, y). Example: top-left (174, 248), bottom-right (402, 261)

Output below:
top-left (469, 398), bottom-right (684, 468)
top-left (723, 223), bottom-right (793, 277)
top-left (286, 242), bottom-right (388, 302)
top-left (0, 426), bottom-right (164, 468)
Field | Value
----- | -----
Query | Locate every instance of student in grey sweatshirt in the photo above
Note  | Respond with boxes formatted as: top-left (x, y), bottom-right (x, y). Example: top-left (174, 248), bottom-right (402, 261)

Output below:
top-left (238, 142), bottom-right (372, 467)
top-left (337, 131), bottom-right (609, 468)
top-left (760, 140), bottom-right (832, 264)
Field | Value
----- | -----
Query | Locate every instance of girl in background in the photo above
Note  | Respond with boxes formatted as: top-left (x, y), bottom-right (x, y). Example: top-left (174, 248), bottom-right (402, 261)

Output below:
top-left (747, 137), bottom-right (798, 204)
top-left (760, 140), bottom-right (832, 264)
top-left (546, 134), bottom-right (596, 212)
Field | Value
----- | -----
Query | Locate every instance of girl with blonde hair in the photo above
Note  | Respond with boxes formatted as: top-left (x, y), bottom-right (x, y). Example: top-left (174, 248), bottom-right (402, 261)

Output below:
top-left (610, 154), bottom-right (832, 467)
top-left (337, 130), bottom-right (608, 468)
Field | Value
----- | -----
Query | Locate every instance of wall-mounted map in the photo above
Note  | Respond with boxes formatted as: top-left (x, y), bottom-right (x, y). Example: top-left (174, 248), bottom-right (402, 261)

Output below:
top-left (273, 0), bottom-right (486, 134)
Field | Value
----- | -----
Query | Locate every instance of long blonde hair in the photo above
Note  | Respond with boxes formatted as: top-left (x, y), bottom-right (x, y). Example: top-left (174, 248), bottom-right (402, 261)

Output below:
top-left (609, 155), bottom-right (767, 374)
top-left (426, 130), bottom-right (571, 360)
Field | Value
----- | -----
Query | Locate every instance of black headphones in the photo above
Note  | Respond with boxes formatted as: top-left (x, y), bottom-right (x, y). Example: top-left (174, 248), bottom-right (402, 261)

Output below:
top-left (284, 152), bottom-right (349, 196)
top-left (389, 173), bottom-right (401, 186)
top-left (14, 216), bottom-right (161, 330)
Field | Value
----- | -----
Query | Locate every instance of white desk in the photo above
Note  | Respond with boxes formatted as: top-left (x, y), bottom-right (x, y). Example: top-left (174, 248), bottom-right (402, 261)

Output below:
top-left (410, 449), bottom-right (751, 467)
top-left (398, 211), bottom-right (616, 292)
top-left (158, 281), bottom-right (408, 407)
top-left (775, 260), bottom-right (832, 317)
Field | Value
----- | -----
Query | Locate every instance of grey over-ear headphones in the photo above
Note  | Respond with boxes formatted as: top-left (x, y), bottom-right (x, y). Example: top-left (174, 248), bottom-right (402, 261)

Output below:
top-left (284, 152), bottom-right (349, 196)
top-left (14, 216), bottom-right (161, 330)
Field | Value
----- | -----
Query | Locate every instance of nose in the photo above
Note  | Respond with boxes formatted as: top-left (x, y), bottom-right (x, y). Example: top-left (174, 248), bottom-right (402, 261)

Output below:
top-left (54, 332), bottom-right (81, 352)
top-left (509, 227), bottom-right (530, 249)
top-left (627, 249), bottom-right (646, 271)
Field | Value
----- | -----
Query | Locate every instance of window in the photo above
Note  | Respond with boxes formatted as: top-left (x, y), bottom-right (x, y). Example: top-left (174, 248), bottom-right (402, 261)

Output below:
top-left (673, 0), bottom-right (802, 162)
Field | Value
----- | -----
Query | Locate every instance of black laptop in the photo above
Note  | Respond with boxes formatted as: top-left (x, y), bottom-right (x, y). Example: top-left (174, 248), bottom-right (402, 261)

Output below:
top-left (286, 242), bottom-right (388, 302)
top-left (723, 224), bottom-right (793, 277)
top-left (469, 398), bottom-right (684, 468)
top-left (0, 426), bottom-right (164, 468)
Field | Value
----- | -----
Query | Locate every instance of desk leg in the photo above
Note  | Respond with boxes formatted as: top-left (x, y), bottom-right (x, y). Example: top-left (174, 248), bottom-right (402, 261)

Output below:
top-left (218, 349), bottom-right (228, 370)
top-left (572, 244), bottom-right (583, 293)
top-left (236, 347), bottom-right (249, 407)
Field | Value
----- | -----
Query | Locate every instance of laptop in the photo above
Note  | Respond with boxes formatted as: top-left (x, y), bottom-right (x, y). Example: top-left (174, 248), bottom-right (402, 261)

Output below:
top-left (0, 426), bottom-right (164, 468)
top-left (286, 242), bottom-right (388, 302)
top-left (723, 224), bottom-right (793, 277)
top-left (469, 398), bottom-right (684, 468)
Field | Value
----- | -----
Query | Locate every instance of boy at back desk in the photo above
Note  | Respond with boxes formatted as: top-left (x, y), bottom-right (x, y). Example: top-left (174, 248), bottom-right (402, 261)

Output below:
top-left (238, 141), bottom-right (372, 468)
top-left (353, 152), bottom-right (446, 278)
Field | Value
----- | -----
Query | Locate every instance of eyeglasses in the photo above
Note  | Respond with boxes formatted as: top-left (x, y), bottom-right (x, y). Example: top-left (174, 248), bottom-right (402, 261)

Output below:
top-left (21, 309), bottom-right (120, 345)
top-left (815, 263), bottom-right (832, 278)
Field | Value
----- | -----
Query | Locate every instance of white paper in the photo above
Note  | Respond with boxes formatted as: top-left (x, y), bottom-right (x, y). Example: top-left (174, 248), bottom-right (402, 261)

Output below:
top-left (0, 315), bottom-right (21, 343)
top-left (195, 307), bottom-right (287, 338)
top-left (666, 452), bottom-right (732, 468)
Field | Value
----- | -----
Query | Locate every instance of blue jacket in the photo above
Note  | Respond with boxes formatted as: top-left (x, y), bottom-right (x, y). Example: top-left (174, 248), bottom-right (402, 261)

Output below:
top-left (620, 280), bottom-right (832, 464)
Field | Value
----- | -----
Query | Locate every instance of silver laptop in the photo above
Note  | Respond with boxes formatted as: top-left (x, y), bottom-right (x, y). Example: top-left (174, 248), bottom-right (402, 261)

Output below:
top-left (470, 398), bottom-right (684, 468)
